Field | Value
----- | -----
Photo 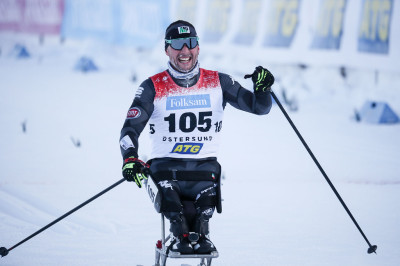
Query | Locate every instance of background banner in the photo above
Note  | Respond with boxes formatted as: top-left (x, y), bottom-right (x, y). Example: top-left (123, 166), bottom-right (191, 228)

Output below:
top-left (233, 0), bottom-right (263, 45)
top-left (310, 0), bottom-right (347, 50)
top-left (1, 0), bottom-right (399, 71)
top-left (174, 0), bottom-right (198, 28)
top-left (61, 0), bottom-right (116, 43)
top-left (113, 0), bottom-right (169, 47)
top-left (202, 0), bottom-right (232, 43)
top-left (61, 0), bottom-right (168, 47)
top-left (357, 0), bottom-right (393, 54)
top-left (0, 0), bottom-right (64, 34)
top-left (263, 0), bottom-right (301, 47)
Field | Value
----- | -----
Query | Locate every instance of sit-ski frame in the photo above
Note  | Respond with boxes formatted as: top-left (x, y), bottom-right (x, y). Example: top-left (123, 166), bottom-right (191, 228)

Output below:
top-left (154, 214), bottom-right (219, 266)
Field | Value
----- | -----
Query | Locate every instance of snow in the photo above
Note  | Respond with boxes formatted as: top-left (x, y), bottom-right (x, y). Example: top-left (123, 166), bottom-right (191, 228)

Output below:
top-left (1, 34), bottom-right (400, 266)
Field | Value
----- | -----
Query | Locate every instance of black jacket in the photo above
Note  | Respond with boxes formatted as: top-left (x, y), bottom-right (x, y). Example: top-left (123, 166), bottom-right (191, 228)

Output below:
top-left (120, 69), bottom-right (272, 178)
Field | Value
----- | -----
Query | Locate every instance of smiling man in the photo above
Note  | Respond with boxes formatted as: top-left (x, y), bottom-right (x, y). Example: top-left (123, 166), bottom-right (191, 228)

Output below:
top-left (119, 20), bottom-right (275, 255)
top-left (165, 23), bottom-right (199, 73)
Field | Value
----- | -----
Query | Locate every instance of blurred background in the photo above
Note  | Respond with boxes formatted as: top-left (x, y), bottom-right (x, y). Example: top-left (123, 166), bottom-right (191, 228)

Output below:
top-left (1, 0), bottom-right (399, 84)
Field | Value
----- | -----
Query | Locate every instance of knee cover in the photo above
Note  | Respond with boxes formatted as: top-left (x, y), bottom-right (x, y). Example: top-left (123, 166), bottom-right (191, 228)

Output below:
top-left (195, 183), bottom-right (217, 209)
top-left (158, 180), bottom-right (182, 212)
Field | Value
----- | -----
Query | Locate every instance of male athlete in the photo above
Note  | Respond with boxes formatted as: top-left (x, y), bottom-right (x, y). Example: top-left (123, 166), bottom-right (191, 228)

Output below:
top-left (120, 20), bottom-right (274, 254)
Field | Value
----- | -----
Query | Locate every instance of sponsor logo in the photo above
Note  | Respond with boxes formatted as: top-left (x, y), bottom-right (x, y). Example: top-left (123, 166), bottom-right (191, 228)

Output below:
top-left (119, 135), bottom-right (134, 150)
top-left (171, 142), bottom-right (203, 154)
top-left (178, 26), bottom-right (190, 34)
top-left (126, 107), bottom-right (141, 119)
top-left (158, 180), bottom-right (173, 190)
top-left (135, 87), bottom-right (144, 98)
top-left (202, 208), bottom-right (214, 216)
top-left (196, 184), bottom-right (216, 200)
top-left (143, 178), bottom-right (158, 203)
top-left (166, 94), bottom-right (211, 110)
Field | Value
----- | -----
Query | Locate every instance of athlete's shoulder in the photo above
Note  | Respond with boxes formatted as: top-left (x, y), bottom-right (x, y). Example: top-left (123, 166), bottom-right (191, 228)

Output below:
top-left (200, 68), bottom-right (219, 75)
top-left (199, 68), bottom-right (221, 87)
top-left (150, 70), bottom-right (169, 81)
top-left (217, 72), bottom-right (238, 90)
top-left (135, 78), bottom-right (156, 102)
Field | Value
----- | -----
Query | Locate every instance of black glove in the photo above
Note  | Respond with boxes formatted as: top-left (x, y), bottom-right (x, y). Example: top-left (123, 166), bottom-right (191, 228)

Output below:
top-left (122, 156), bottom-right (149, 188)
top-left (244, 66), bottom-right (274, 92)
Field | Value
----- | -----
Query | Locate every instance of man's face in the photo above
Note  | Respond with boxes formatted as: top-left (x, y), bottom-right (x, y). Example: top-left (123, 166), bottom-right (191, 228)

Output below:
top-left (166, 43), bottom-right (199, 73)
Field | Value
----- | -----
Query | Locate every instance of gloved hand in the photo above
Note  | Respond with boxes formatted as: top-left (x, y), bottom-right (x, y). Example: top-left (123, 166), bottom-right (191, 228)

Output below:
top-left (244, 66), bottom-right (274, 92)
top-left (122, 156), bottom-right (150, 188)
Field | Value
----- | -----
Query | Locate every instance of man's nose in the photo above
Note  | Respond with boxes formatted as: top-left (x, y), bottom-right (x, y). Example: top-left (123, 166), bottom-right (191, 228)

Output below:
top-left (181, 44), bottom-right (190, 52)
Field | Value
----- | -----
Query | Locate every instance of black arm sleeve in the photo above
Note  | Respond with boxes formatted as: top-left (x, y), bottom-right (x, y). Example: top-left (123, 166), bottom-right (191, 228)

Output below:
top-left (119, 79), bottom-right (155, 160)
top-left (219, 72), bottom-right (272, 115)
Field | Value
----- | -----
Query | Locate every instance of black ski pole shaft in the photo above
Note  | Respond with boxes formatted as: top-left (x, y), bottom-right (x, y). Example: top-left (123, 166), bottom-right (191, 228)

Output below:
top-left (0, 178), bottom-right (126, 257)
top-left (270, 90), bottom-right (377, 254)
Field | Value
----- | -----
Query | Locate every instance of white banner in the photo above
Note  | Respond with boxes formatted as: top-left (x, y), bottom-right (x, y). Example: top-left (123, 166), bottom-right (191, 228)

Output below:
top-left (170, 0), bottom-right (400, 72)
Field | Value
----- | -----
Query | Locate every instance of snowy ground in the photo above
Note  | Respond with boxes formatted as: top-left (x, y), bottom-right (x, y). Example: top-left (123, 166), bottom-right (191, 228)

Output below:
top-left (1, 35), bottom-right (400, 266)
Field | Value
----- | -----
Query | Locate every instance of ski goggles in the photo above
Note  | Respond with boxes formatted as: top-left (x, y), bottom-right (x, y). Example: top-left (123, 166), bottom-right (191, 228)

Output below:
top-left (165, 37), bottom-right (199, 50)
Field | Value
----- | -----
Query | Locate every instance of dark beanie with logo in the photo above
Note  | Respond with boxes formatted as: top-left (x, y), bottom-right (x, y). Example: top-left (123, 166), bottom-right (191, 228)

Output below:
top-left (165, 20), bottom-right (197, 50)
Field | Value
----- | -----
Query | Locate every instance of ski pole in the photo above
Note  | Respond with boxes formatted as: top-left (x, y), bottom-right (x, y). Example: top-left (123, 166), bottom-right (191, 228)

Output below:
top-left (0, 178), bottom-right (126, 258)
top-left (270, 89), bottom-right (377, 254)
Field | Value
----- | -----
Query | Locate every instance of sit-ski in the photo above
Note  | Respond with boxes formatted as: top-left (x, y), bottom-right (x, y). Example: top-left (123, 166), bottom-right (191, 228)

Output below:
top-left (142, 174), bottom-right (221, 266)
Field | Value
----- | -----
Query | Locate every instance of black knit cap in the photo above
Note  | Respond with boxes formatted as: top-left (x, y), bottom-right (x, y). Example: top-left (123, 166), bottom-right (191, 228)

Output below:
top-left (165, 20), bottom-right (197, 50)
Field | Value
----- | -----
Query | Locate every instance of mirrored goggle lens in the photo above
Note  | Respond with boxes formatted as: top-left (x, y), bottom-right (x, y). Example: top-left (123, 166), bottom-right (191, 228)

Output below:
top-left (166, 37), bottom-right (199, 50)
